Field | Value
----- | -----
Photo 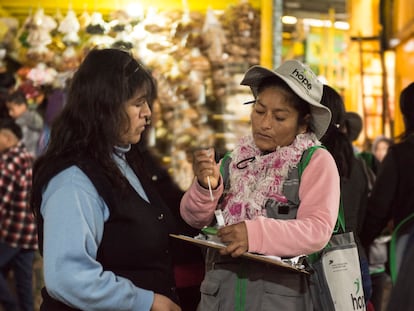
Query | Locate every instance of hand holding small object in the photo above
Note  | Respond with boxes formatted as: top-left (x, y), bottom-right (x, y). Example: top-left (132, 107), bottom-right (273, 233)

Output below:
top-left (192, 147), bottom-right (219, 200)
top-left (205, 149), bottom-right (214, 201)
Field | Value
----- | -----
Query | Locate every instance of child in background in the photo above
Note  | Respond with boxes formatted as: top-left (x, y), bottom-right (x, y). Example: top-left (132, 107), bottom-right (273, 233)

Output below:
top-left (6, 90), bottom-right (43, 157)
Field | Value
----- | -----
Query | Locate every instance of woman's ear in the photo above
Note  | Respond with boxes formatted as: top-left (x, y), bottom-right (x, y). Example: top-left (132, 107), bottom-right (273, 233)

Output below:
top-left (298, 113), bottom-right (311, 134)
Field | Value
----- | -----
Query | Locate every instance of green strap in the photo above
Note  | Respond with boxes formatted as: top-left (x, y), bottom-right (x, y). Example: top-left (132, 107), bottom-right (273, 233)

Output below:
top-left (235, 272), bottom-right (247, 311)
top-left (220, 151), bottom-right (232, 179)
top-left (219, 152), bottom-right (247, 311)
top-left (389, 212), bottom-right (414, 284)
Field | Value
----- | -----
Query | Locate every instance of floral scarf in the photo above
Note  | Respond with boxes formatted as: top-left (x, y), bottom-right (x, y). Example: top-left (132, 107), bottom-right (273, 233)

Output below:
top-left (220, 132), bottom-right (320, 225)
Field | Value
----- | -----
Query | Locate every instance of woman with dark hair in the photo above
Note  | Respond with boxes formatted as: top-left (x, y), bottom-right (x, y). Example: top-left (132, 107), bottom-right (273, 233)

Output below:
top-left (319, 84), bottom-right (372, 304)
top-left (31, 49), bottom-right (181, 311)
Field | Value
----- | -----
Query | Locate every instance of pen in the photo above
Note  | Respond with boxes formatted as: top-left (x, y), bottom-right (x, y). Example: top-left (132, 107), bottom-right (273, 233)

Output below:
top-left (207, 176), bottom-right (214, 201)
top-left (204, 148), bottom-right (214, 202)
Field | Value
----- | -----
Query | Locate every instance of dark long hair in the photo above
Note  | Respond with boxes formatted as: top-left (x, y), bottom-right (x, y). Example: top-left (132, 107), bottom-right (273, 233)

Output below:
top-left (31, 48), bottom-right (156, 216)
top-left (399, 82), bottom-right (414, 140)
top-left (320, 85), bottom-right (354, 178)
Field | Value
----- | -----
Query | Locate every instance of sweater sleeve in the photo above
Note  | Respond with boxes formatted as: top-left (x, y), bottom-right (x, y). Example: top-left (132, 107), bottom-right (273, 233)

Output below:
top-left (180, 174), bottom-right (224, 229)
top-left (245, 148), bottom-right (340, 257)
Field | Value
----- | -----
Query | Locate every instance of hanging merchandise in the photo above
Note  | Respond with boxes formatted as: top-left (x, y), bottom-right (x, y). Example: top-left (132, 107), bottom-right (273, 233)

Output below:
top-left (86, 12), bottom-right (114, 48)
top-left (58, 9), bottom-right (80, 46)
top-left (4, 1), bottom-right (262, 189)
top-left (26, 63), bottom-right (57, 87)
top-left (26, 9), bottom-right (57, 59)
top-left (109, 10), bottom-right (135, 50)
top-left (19, 8), bottom-right (57, 64)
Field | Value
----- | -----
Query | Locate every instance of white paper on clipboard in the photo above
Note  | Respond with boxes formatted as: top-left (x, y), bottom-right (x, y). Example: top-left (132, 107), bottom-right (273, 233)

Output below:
top-left (170, 234), bottom-right (308, 274)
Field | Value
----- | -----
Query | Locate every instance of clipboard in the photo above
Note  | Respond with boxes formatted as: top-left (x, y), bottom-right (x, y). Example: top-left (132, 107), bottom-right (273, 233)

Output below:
top-left (170, 234), bottom-right (309, 274)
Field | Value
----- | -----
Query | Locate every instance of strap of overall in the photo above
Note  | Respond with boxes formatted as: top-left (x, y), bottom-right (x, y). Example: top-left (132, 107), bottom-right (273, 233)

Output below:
top-left (219, 151), bottom-right (247, 311)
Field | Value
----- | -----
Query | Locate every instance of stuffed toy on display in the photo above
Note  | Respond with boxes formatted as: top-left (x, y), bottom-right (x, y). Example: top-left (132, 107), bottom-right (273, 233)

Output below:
top-left (25, 9), bottom-right (57, 60)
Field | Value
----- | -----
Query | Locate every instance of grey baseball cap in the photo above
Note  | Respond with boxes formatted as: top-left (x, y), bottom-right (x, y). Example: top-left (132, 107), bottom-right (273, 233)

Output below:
top-left (240, 60), bottom-right (331, 139)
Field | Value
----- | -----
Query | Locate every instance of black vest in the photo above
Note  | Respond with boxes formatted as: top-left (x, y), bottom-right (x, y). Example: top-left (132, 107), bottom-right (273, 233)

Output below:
top-left (38, 157), bottom-right (178, 310)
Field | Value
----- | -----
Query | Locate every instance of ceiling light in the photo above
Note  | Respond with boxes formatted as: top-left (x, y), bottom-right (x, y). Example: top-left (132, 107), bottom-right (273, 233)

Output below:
top-left (403, 39), bottom-right (414, 52)
top-left (282, 15), bottom-right (297, 25)
top-left (334, 21), bottom-right (350, 30)
top-left (389, 38), bottom-right (400, 48)
top-left (303, 18), bottom-right (349, 30)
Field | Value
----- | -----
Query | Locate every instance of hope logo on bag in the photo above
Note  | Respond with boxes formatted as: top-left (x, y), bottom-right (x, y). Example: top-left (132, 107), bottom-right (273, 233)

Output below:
top-left (350, 278), bottom-right (365, 310)
top-left (318, 232), bottom-right (365, 311)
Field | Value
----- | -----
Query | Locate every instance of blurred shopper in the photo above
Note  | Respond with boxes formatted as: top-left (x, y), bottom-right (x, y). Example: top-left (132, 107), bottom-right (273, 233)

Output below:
top-left (36, 86), bottom-right (67, 155)
top-left (6, 90), bottom-right (43, 157)
top-left (320, 84), bottom-right (372, 304)
top-left (0, 71), bottom-right (16, 94)
top-left (344, 110), bottom-right (391, 311)
top-left (371, 135), bottom-right (394, 163)
top-left (345, 111), bottom-right (381, 175)
top-left (361, 82), bottom-right (414, 301)
top-left (386, 237), bottom-right (414, 311)
top-left (0, 118), bottom-right (37, 311)
top-left (0, 71), bottom-right (16, 119)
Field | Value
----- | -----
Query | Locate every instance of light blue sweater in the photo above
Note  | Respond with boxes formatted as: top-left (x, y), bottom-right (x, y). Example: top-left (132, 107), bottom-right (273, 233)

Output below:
top-left (40, 146), bottom-right (154, 310)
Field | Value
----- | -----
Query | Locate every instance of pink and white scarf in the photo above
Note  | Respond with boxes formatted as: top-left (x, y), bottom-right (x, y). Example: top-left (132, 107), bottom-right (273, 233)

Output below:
top-left (220, 132), bottom-right (320, 225)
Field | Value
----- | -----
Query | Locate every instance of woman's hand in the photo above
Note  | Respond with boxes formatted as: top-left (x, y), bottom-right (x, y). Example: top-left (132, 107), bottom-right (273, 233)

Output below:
top-left (218, 222), bottom-right (249, 257)
top-left (192, 148), bottom-right (220, 189)
top-left (151, 294), bottom-right (181, 311)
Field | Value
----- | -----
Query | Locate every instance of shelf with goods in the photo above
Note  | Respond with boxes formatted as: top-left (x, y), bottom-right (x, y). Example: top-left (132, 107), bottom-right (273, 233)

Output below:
top-left (148, 3), bottom-right (261, 189)
top-left (209, 61), bottom-right (253, 156)
top-left (0, 1), bottom-right (261, 190)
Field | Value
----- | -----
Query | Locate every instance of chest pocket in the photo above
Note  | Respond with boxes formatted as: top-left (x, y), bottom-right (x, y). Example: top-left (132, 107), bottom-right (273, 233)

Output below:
top-left (265, 166), bottom-right (300, 220)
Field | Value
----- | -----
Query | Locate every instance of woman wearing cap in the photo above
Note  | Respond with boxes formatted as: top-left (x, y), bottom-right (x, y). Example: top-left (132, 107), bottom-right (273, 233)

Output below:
top-left (31, 49), bottom-right (181, 311)
top-left (180, 60), bottom-right (340, 310)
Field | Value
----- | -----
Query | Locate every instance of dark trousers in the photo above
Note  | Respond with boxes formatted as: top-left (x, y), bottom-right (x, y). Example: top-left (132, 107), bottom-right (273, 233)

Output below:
top-left (361, 257), bottom-right (373, 303)
top-left (0, 242), bottom-right (35, 311)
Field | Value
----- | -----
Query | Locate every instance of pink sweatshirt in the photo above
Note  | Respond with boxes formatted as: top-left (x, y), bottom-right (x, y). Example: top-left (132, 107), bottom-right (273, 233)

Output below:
top-left (180, 148), bottom-right (340, 258)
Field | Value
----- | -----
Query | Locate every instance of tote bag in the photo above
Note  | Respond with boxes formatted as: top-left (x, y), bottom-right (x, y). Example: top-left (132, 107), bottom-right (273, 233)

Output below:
top-left (299, 147), bottom-right (365, 311)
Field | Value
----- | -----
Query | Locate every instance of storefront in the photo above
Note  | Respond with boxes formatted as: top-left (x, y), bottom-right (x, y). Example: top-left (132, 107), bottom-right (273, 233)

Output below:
top-left (0, 0), bottom-right (403, 180)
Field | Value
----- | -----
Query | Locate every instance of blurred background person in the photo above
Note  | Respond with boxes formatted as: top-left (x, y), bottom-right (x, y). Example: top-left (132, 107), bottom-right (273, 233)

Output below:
top-left (0, 118), bottom-right (37, 311)
top-left (344, 109), bottom-right (392, 311)
top-left (371, 135), bottom-right (394, 163)
top-left (0, 71), bottom-right (16, 119)
top-left (320, 84), bottom-right (372, 306)
top-left (386, 237), bottom-right (414, 311)
top-left (5, 90), bottom-right (43, 157)
top-left (362, 82), bottom-right (414, 310)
